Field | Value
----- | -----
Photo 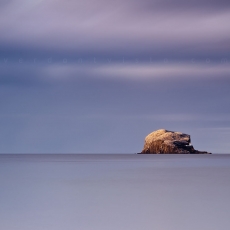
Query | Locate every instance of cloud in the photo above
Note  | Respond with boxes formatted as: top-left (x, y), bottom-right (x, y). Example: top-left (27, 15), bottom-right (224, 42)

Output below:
top-left (92, 62), bottom-right (230, 80)
top-left (0, 0), bottom-right (229, 58)
top-left (1, 61), bottom-right (230, 87)
top-left (33, 61), bottom-right (230, 81)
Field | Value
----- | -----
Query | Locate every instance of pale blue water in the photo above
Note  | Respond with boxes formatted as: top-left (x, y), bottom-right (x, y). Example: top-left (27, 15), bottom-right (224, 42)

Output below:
top-left (0, 154), bottom-right (230, 230)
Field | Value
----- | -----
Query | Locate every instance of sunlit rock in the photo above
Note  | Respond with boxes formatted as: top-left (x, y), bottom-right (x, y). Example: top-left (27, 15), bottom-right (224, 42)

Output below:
top-left (140, 129), bottom-right (211, 154)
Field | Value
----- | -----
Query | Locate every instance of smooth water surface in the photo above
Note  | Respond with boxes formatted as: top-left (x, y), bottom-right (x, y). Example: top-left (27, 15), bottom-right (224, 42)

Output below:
top-left (0, 154), bottom-right (230, 230)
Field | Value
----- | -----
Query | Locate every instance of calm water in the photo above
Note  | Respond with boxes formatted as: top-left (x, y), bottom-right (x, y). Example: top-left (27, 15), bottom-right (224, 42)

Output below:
top-left (0, 154), bottom-right (230, 230)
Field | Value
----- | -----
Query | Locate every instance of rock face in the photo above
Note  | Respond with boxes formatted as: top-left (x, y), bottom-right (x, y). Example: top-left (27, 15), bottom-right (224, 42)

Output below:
top-left (140, 129), bottom-right (211, 154)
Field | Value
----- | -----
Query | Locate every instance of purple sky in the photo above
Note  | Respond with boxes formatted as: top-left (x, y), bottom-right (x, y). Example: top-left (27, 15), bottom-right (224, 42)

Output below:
top-left (0, 0), bottom-right (230, 153)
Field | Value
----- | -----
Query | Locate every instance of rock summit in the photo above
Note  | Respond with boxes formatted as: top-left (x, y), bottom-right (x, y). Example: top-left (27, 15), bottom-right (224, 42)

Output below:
top-left (140, 129), bottom-right (211, 154)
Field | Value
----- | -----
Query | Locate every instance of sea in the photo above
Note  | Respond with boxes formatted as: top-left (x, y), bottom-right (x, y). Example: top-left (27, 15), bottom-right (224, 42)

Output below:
top-left (0, 154), bottom-right (230, 230)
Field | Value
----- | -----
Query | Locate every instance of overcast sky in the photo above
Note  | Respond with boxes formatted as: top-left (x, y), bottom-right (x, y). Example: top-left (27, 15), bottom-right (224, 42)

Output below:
top-left (0, 0), bottom-right (230, 153)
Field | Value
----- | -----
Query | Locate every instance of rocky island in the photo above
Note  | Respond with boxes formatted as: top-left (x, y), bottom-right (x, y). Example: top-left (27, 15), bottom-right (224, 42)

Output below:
top-left (140, 129), bottom-right (211, 154)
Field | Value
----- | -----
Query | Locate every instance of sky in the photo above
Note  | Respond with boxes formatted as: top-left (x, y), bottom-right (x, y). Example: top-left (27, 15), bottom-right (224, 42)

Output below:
top-left (0, 0), bottom-right (230, 153)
